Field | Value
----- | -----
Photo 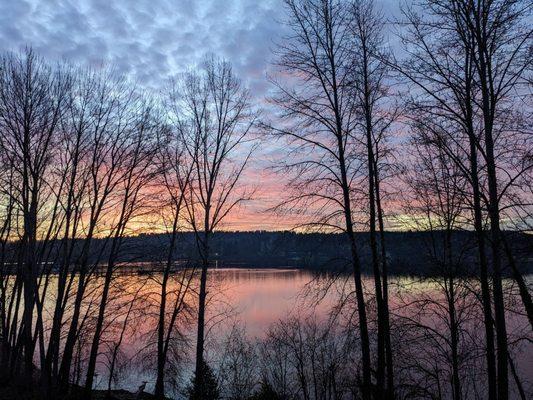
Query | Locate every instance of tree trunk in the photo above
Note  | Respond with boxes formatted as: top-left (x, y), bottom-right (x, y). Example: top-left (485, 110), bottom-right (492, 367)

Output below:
top-left (59, 233), bottom-right (94, 387)
top-left (194, 229), bottom-right (210, 392)
top-left (483, 90), bottom-right (509, 400)
top-left (473, 16), bottom-right (509, 397)
top-left (338, 136), bottom-right (372, 399)
top-left (155, 213), bottom-right (180, 399)
top-left (464, 81), bottom-right (497, 400)
top-left (83, 239), bottom-right (119, 400)
top-left (374, 168), bottom-right (394, 399)
top-left (365, 114), bottom-right (385, 398)
top-left (361, 43), bottom-right (385, 397)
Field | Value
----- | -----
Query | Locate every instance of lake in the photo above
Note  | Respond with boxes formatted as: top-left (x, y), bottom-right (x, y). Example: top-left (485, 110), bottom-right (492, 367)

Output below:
top-left (39, 268), bottom-right (532, 398)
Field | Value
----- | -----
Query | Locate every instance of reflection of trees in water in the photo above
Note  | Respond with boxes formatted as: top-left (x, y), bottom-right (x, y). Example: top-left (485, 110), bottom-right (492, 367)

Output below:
top-left (393, 278), bottom-right (484, 399)
top-left (211, 275), bottom-right (532, 400)
top-left (45, 273), bottom-right (196, 394)
top-left (9, 269), bottom-right (532, 399)
top-left (210, 268), bottom-right (306, 283)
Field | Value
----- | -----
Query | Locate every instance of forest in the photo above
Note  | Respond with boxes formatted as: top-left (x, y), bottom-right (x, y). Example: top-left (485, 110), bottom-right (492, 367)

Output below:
top-left (0, 0), bottom-right (531, 399)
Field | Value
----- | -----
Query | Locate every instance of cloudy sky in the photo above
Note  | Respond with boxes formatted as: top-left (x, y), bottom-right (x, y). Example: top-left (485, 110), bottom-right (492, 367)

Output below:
top-left (0, 0), bottom-right (401, 95)
top-left (0, 0), bottom-right (290, 96)
top-left (0, 0), bottom-right (402, 230)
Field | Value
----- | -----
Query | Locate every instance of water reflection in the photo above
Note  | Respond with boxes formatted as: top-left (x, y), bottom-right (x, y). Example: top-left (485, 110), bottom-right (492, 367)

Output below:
top-left (37, 268), bottom-right (532, 398)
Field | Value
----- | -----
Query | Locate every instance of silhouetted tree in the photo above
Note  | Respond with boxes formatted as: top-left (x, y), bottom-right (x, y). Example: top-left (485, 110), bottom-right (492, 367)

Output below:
top-left (267, 1), bottom-right (373, 396)
top-left (83, 98), bottom-right (160, 399)
top-left (391, 1), bottom-right (532, 397)
top-left (350, 1), bottom-right (399, 395)
top-left (187, 360), bottom-right (220, 400)
top-left (152, 102), bottom-right (196, 398)
top-left (0, 48), bottom-right (70, 383)
top-left (175, 56), bottom-right (258, 393)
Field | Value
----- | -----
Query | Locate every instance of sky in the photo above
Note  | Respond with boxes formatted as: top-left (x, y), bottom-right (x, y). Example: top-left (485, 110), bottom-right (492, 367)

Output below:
top-left (0, 0), bottom-right (289, 95)
top-left (0, 0), bottom-right (402, 231)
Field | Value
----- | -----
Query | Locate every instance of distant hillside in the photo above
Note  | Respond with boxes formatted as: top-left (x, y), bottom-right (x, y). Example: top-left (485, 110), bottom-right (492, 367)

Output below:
top-left (112, 230), bottom-right (533, 276)
top-left (3, 230), bottom-right (531, 276)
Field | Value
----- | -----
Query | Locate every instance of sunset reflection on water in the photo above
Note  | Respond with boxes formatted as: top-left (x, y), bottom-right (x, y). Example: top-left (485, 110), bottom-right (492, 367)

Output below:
top-left (36, 268), bottom-right (532, 395)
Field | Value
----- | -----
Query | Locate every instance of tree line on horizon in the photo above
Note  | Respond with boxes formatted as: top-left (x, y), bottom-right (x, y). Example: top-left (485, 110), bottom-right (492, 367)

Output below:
top-left (0, 0), bottom-right (531, 399)
top-left (3, 230), bottom-right (529, 274)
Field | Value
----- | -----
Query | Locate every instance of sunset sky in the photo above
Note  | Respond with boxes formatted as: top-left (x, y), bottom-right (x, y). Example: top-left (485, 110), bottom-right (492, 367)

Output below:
top-left (0, 0), bottom-right (404, 231)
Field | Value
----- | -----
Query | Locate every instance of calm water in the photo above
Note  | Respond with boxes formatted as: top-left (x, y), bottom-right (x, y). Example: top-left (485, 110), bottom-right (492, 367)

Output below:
top-left (39, 268), bottom-right (533, 396)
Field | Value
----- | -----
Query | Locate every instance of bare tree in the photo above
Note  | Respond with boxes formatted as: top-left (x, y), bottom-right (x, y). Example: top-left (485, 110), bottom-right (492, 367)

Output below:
top-left (58, 68), bottom-right (142, 389)
top-left (217, 324), bottom-right (259, 400)
top-left (0, 146), bottom-right (16, 383)
top-left (152, 114), bottom-right (196, 398)
top-left (172, 56), bottom-right (257, 396)
top-left (456, 5), bottom-right (532, 397)
top-left (267, 1), bottom-right (373, 396)
top-left (390, 1), bottom-right (532, 397)
top-left (42, 66), bottom-right (97, 393)
top-left (259, 314), bottom-right (357, 400)
top-left (0, 48), bottom-right (70, 382)
top-left (402, 120), bottom-right (473, 400)
top-left (83, 98), bottom-right (160, 399)
top-left (350, 1), bottom-right (399, 396)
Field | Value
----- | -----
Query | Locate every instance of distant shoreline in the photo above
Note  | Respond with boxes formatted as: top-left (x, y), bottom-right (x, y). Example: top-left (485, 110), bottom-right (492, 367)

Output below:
top-left (3, 230), bottom-right (532, 276)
